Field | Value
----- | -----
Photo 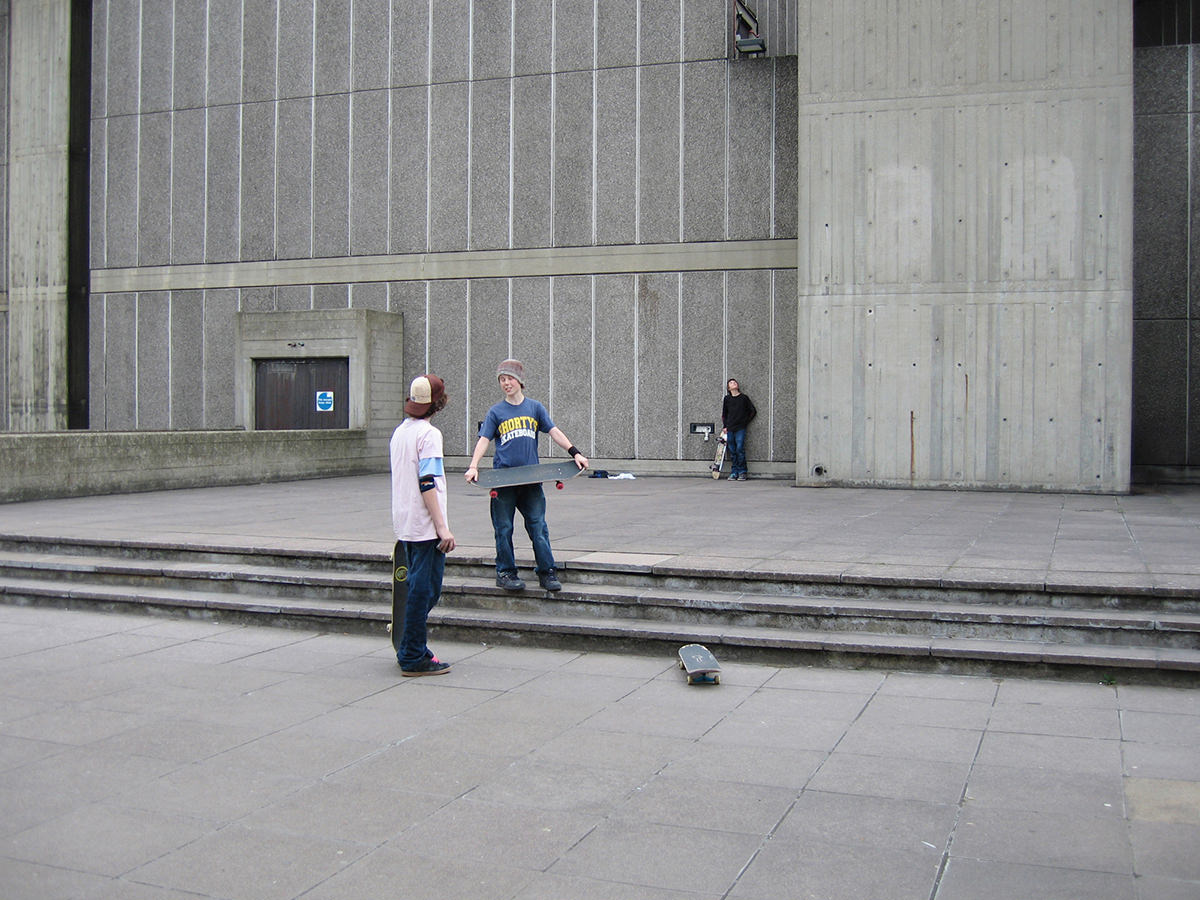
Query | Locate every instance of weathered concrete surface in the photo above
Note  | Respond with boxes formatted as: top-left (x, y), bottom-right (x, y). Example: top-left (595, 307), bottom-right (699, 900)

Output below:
top-left (796, 2), bottom-right (1134, 492)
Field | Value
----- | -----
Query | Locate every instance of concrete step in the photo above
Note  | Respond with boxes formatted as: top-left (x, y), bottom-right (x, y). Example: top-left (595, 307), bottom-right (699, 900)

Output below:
top-left (2, 574), bottom-right (1197, 681)
top-left (3, 552), bottom-right (1200, 649)
top-left (1, 536), bottom-right (1198, 681)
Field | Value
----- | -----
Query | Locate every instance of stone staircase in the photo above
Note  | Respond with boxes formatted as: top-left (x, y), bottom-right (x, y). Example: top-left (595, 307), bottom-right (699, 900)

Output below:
top-left (1, 534), bottom-right (1198, 683)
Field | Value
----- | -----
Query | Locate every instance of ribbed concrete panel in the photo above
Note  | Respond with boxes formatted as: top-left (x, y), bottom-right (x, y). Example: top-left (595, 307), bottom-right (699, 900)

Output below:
top-left (797, 1), bottom-right (1133, 492)
top-left (7, 0), bottom-right (71, 431)
top-left (548, 275), bottom-right (592, 455)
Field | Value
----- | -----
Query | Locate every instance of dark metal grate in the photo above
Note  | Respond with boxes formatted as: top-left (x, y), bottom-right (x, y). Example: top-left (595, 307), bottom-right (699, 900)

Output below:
top-left (1135, 0), bottom-right (1200, 47)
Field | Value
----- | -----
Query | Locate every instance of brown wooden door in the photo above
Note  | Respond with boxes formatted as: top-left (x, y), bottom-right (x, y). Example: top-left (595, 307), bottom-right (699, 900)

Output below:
top-left (254, 358), bottom-right (350, 429)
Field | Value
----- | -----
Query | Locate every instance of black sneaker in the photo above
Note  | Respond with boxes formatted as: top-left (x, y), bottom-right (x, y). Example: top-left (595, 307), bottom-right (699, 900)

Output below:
top-left (497, 572), bottom-right (525, 591)
top-left (539, 570), bottom-right (562, 592)
top-left (401, 659), bottom-right (452, 677)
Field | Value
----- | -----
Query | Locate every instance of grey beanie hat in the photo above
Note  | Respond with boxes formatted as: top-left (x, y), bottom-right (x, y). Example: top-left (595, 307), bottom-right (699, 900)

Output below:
top-left (497, 359), bottom-right (525, 386)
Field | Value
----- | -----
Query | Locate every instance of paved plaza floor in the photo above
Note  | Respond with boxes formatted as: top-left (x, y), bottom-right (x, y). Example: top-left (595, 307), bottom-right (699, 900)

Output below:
top-left (0, 476), bottom-right (1198, 898)
top-left (0, 603), bottom-right (1197, 899)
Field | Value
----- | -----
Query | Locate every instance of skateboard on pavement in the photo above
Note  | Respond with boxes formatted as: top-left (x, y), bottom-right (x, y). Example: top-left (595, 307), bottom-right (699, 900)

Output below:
top-left (387, 541), bottom-right (407, 653)
top-left (678, 643), bottom-right (721, 685)
top-left (709, 436), bottom-right (728, 479)
top-left (473, 459), bottom-right (584, 497)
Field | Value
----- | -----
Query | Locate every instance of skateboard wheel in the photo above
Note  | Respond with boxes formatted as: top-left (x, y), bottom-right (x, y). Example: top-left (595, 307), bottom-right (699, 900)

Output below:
top-left (555, 481), bottom-right (564, 489)
top-left (489, 489), bottom-right (498, 498)
top-left (713, 674), bottom-right (721, 685)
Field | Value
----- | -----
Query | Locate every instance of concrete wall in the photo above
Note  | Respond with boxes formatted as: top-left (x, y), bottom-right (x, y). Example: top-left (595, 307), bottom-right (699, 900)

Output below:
top-left (795, 2), bottom-right (1134, 492)
top-left (0, 3), bottom-right (7, 425)
top-left (86, 0), bottom-right (799, 470)
top-left (1132, 44), bottom-right (1200, 479)
top-left (0, 429), bottom-right (375, 503)
top-left (6, 0), bottom-right (70, 431)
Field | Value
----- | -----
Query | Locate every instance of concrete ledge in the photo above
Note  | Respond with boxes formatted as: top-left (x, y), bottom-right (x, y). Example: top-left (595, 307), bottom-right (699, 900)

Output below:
top-left (0, 430), bottom-right (380, 502)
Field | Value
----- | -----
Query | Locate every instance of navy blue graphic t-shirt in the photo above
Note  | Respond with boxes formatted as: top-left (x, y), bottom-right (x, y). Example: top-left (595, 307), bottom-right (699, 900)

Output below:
top-left (480, 398), bottom-right (555, 468)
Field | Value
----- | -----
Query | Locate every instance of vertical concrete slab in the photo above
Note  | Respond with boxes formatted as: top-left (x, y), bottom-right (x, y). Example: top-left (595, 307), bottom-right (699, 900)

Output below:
top-left (472, 0), bottom-right (511, 81)
top-left (243, 0), bottom-right (279, 103)
top-left (638, 0), bottom-right (680, 66)
top-left (513, 75), bottom-right (552, 249)
top-left (315, 0), bottom-right (351, 96)
top-left (279, 0), bottom-right (315, 99)
top-left (549, 275), bottom-right (592, 455)
top-left (680, 271), bottom-right (724, 460)
top-left (351, 283), bottom-right (388, 311)
top-left (171, 108), bottom-right (207, 264)
top-left (638, 64), bottom-right (680, 244)
top-left (105, 114), bottom-right (139, 267)
top-left (207, 0), bottom-right (243, 106)
top-left (137, 294), bottom-right (170, 429)
top-left (595, 67), bottom-right (636, 246)
top-left (138, 112), bottom-right (171, 266)
top-left (389, 85), bottom-right (429, 253)
top-left (773, 57), bottom-right (798, 240)
top-left (170, 291), bottom-right (205, 429)
top-left (103, 293), bottom-right (137, 430)
top-left (470, 78), bottom-right (511, 250)
top-left (389, 280), bottom-right (428, 401)
top-left (597, 0), bottom-right (637, 69)
top-left (796, 1), bottom-right (1133, 491)
top-left (555, 2), bottom-right (594, 73)
top-left (7, 0), bottom-right (71, 430)
top-left (727, 58), bottom-right (773, 242)
top-left (430, 0), bottom-right (469, 85)
top-left (682, 60), bottom-right (726, 243)
top-left (350, 89), bottom-right (389, 256)
top-left (205, 105), bottom-right (241, 262)
top-left (352, 0), bottom-right (390, 91)
top-left (1132, 319), bottom-right (1187, 465)
top-left (173, 0), bottom-right (207, 110)
top-left (772, 268), bottom-right (798, 461)
top-left (429, 82), bottom-right (469, 251)
top-left (203, 289), bottom-right (238, 427)
top-left (428, 279), bottom-right (469, 450)
top-left (88, 293), bottom-right (106, 428)
top-left (105, 0), bottom-right (139, 117)
top-left (636, 273), bottom-right (680, 458)
top-left (276, 98), bottom-right (314, 259)
top-left (684, 0), bottom-right (726, 61)
top-left (553, 71), bottom-right (593, 248)
top-left (466, 277), bottom-right (509, 439)
top-left (514, 0), bottom-right (552, 76)
top-left (391, 0), bottom-right (429, 88)
top-left (594, 274), bottom-right (635, 457)
top-left (512, 276), bottom-right (553, 458)
top-left (139, 0), bottom-right (173, 113)
top-left (312, 93), bottom-right (350, 258)
top-left (241, 102), bottom-right (277, 261)
top-left (726, 269), bottom-right (773, 463)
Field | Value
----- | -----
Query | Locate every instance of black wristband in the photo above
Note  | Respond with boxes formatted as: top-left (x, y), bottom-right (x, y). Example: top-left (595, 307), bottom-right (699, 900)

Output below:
top-left (567, 445), bottom-right (581, 458)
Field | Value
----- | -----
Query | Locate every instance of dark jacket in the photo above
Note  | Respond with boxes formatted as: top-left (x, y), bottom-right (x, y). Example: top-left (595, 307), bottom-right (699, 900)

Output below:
top-left (722, 393), bottom-right (757, 431)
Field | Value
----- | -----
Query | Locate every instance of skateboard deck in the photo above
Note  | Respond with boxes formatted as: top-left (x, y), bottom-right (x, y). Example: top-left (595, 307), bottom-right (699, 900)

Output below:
top-left (678, 643), bottom-right (721, 685)
top-left (709, 436), bottom-right (728, 479)
top-left (387, 541), bottom-right (407, 654)
top-left (474, 459), bottom-right (584, 497)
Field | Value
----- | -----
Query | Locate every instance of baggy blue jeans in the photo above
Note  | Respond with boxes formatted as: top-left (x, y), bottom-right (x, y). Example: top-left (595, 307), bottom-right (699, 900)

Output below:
top-left (397, 538), bottom-right (445, 668)
top-left (727, 427), bottom-right (748, 477)
top-left (490, 483), bottom-right (556, 576)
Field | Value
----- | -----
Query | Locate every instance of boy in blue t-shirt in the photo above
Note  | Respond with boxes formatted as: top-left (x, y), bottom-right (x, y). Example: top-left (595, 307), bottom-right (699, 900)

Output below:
top-left (464, 359), bottom-right (588, 592)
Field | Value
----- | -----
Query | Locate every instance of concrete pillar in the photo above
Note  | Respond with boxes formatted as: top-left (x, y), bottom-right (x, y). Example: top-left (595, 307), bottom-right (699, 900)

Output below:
top-left (6, 0), bottom-right (71, 431)
top-left (795, 2), bottom-right (1134, 492)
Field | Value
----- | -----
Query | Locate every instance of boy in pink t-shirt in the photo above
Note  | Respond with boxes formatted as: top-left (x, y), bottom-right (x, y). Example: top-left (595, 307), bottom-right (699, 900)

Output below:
top-left (390, 374), bottom-right (455, 675)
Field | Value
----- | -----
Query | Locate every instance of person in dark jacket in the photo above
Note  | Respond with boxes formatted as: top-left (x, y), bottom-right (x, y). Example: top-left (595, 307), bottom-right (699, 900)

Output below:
top-left (721, 378), bottom-right (757, 481)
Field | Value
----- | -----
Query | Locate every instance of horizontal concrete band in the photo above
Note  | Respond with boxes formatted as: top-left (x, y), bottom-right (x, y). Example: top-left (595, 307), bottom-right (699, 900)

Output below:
top-left (90, 240), bottom-right (800, 294)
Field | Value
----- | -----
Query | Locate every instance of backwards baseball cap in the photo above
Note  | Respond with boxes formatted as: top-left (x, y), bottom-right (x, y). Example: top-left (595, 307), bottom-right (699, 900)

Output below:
top-left (405, 374), bottom-right (446, 417)
top-left (496, 359), bottom-right (525, 386)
